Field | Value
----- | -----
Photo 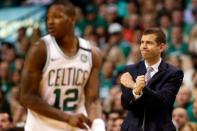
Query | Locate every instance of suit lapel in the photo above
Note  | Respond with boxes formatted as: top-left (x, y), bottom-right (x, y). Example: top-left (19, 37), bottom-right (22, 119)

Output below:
top-left (137, 61), bottom-right (146, 76)
top-left (146, 60), bottom-right (168, 88)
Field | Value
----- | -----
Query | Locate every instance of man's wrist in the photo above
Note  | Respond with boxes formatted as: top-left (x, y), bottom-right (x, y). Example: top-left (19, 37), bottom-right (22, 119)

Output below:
top-left (132, 89), bottom-right (143, 100)
top-left (133, 88), bottom-right (142, 95)
top-left (128, 83), bottom-right (136, 89)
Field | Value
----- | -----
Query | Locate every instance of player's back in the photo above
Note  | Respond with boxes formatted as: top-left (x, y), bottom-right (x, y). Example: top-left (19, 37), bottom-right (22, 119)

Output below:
top-left (25, 35), bottom-right (93, 131)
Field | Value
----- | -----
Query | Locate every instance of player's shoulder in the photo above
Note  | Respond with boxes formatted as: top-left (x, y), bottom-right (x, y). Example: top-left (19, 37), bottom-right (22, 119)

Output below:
top-left (82, 38), bottom-right (102, 68)
top-left (27, 36), bottom-right (47, 61)
top-left (24, 37), bottom-right (47, 70)
top-left (78, 37), bottom-right (92, 51)
top-left (78, 37), bottom-right (101, 57)
top-left (31, 38), bottom-right (46, 53)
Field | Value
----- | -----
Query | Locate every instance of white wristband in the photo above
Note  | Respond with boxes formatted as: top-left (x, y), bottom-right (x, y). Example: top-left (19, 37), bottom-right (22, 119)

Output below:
top-left (91, 118), bottom-right (105, 131)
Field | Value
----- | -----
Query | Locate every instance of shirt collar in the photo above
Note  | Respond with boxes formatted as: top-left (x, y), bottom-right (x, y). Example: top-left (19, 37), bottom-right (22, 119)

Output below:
top-left (144, 58), bottom-right (162, 72)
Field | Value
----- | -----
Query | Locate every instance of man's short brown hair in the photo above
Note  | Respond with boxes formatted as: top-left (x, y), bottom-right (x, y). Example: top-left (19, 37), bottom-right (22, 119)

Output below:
top-left (143, 27), bottom-right (166, 44)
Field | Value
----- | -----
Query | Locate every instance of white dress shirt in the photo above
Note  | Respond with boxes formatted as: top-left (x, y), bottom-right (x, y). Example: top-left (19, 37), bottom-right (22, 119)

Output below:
top-left (133, 58), bottom-right (162, 99)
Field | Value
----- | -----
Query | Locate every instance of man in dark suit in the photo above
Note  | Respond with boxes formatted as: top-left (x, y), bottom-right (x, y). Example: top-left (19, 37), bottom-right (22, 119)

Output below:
top-left (120, 28), bottom-right (183, 131)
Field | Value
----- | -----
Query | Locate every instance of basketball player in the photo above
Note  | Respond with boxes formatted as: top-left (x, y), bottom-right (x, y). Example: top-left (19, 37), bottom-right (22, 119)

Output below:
top-left (19, 1), bottom-right (105, 131)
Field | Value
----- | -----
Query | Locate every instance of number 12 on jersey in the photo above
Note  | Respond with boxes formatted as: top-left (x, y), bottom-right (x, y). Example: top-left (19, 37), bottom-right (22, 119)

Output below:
top-left (53, 88), bottom-right (79, 111)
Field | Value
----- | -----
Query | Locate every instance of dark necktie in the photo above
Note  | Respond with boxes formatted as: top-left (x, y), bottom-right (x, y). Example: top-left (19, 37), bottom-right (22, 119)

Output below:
top-left (142, 67), bottom-right (154, 130)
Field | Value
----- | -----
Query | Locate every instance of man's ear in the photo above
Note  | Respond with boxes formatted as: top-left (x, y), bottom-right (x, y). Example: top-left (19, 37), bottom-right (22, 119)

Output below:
top-left (68, 16), bottom-right (76, 25)
top-left (160, 43), bottom-right (166, 52)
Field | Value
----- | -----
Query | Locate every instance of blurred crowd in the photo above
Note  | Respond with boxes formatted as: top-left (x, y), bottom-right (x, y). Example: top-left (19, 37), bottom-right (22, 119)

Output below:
top-left (1, 0), bottom-right (197, 131)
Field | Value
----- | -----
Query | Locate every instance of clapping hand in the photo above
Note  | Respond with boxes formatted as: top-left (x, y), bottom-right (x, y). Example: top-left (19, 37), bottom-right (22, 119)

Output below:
top-left (120, 72), bottom-right (135, 89)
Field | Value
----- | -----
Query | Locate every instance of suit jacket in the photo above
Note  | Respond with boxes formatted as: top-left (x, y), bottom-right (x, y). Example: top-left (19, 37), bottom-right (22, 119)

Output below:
top-left (121, 60), bottom-right (183, 131)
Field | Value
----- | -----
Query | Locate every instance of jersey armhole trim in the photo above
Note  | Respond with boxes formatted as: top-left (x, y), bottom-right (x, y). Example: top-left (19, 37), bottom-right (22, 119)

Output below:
top-left (88, 41), bottom-right (93, 68)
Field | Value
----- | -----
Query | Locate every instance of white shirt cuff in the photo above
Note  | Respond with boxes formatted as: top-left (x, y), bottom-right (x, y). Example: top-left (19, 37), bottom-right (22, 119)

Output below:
top-left (132, 90), bottom-right (143, 100)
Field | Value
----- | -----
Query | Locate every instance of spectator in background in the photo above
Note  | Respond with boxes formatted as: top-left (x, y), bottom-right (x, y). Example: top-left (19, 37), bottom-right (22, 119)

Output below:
top-left (166, 55), bottom-right (182, 69)
top-left (192, 71), bottom-right (197, 97)
top-left (10, 70), bottom-right (21, 86)
top-left (158, 0), bottom-right (179, 16)
top-left (111, 89), bottom-right (122, 112)
top-left (126, 44), bottom-right (141, 65)
top-left (126, 0), bottom-right (140, 17)
top-left (0, 61), bottom-right (12, 94)
top-left (0, 113), bottom-right (13, 131)
top-left (107, 47), bottom-right (124, 70)
top-left (14, 57), bottom-right (24, 72)
top-left (181, 55), bottom-right (195, 88)
top-left (175, 85), bottom-right (193, 111)
top-left (102, 85), bottom-right (121, 113)
top-left (95, 24), bottom-right (108, 49)
top-left (99, 60), bottom-right (115, 100)
top-left (0, 42), bottom-right (13, 62)
top-left (4, 47), bottom-right (16, 67)
top-left (142, 13), bottom-right (156, 30)
top-left (189, 24), bottom-right (197, 55)
top-left (17, 38), bottom-right (30, 58)
top-left (158, 13), bottom-right (171, 43)
top-left (105, 23), bottom-right (131, 68)
top-left (166, 26), bottom-right (189, 56)
top-left (106, 111), bottom-right (121, 131)
top-left (141, 0), bottom-right (157, 17)
top-left (29, 27), bottom-right (41, 44)
top-left (180, 122), bottom-right (197, 131)
top-left (123, 14), bottom-right (142, 44)
top-left (83, 25), bottom-right (98, 46)
top-left (104, 4), bottom-right (123, 25)
top-left (187, 97), bottom-right (197, 123)
top-left (77, 4), bottom-right (107, 35)
top-left (106, 0), bottom-right (128, 18)
top-left (112, 116), bottom-right (124, 131)
top-left (0, 89), bottom-right (11, 115)
top-left (191, 7), bottom-right (197, 25)
top-left (74, 6), bottom-right (84, 36)
top-left (171, 8), bottom-right (193, 40)
top-left (172, 107), bottom-right (189, 130)
top-left (15, 27), bottom-right (30, 58)
top-left (184, 0), bottom-right (197, 24)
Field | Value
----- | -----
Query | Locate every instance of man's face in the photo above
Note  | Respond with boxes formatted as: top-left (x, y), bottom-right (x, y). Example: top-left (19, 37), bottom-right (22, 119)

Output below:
top-left (193, 100), bottom-right (197, 117)
top-left (176, 87), bottom-right (191, 107)
top-left (172, 27), bottom-right (182, 42)
top-left (47, 5), bottom-right (71, 39)
top-left (172, 11), bottom-right (183, 25)
top-left (0, 113), bottom-right (13, 130)
top-left (112, 118), bottom-right (123, 131)
top-left (172, 108), bottom-right (188, 129)
top-left (140, 34), bottom-right (164, 60)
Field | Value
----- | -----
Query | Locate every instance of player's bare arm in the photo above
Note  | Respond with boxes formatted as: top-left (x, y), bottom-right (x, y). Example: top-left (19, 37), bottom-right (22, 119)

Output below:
top-left (84, 45), bottom-right (105, 131)
top-left (85, 46), bottom-right (102, 120)
top-left (19, 40), bottom-right (91, 129)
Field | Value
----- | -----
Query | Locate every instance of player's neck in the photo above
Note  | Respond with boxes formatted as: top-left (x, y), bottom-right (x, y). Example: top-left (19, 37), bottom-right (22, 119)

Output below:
top-left (57, 34), bottom-right (79, 57)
